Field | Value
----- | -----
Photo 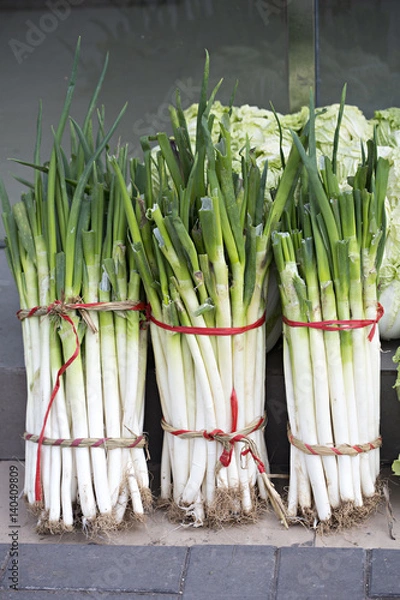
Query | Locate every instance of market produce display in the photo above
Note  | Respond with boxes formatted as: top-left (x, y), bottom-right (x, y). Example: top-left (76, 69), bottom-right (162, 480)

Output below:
top-left (3, 42), bottom-right (400, 534)
top-left (1, 43), bottom-right (150, 532)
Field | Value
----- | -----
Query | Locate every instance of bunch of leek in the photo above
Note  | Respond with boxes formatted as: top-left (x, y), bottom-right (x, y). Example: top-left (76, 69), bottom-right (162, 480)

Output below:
top-left (1, 42), bottom-right (150, 532)
top-left (113, 54), bottom-right (295, 526)
top-left (273, 92), bottom-right (389, 523)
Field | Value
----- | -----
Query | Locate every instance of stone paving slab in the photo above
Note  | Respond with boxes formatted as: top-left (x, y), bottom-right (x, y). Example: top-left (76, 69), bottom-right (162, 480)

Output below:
top-left (0, 543), bottom-right (9, 583)
top-left (0, 593), bottom-right (180, 599)
top-left (0, 544), bottom-right (399, 599)
top-left (0, 544), bottom-right (188, 595)
top-left (183, 545), bottom-right (276, 600)
top-left (369, 548), bottom-right (400, 598)
top-left (276, 546), bottom-right (366, 600)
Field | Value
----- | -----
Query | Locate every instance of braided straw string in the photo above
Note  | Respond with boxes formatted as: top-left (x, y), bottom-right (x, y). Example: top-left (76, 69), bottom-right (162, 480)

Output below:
top-left (288, 427), bottom-right (382, 457)
top-left (17, 299), bottom-right (146, 334)
top-left (24, 432), bottom-right (147, 451)
top-left (162, 415), bottom-right (266, 447)
top-left (17, 299), bottom-right (145, 320)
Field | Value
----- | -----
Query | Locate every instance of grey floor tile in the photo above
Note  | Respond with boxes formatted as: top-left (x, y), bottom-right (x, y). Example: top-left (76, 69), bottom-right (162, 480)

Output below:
top-left (183, 545), bottom-right (276, 600)
top-left (3, 544), bottom-right (187, 594)
top-left (0, 591), bottom-right (180, 599)
top-left (0, 543), bottom-right (10, 587)
top-left (369, 549), bottom-right (400, 598)
top-left (276, 547), bottom-right (366, 600)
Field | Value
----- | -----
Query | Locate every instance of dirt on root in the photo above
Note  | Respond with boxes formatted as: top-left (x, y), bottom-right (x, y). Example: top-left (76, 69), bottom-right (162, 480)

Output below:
top-left (288, 489), bottom-right (384, 535)
top-left (158, 485), bottom-right (269, 529)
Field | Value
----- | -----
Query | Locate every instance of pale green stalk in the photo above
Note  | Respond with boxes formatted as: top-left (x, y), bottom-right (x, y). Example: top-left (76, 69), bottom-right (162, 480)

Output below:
top-left (82, 230), bottom-right (113, 516)
top-left (283, 340), bottom-right (312, 515)
top-left (13, 248), bottom-right (40, 505)
top-left (362, 240), bottom-right (382, 481)
top-left (3, 196), bottom-right (40, 505)
top-left (340, 192), bottom-right (376, 496)
top-left (198, 197), bottom-right (231, 433)
top-left (124, 256), bottom-right (149, 500)
top-left (274, 233), bottom-right (332, 521)
top-left (113, 243), bottom-right (128, 401)
top-left (168, 285), bottom-right (216, 510)
top-left (312, 228), bottom-right (355, 503)
top-left (163, 309), bottom-right (190, 502)
top-left (150, 323), bottom-right (173, 500)
top-left (97, 268), bottom-right (122, 510)
top-left (334, 241), bottom-right (363, 506)
top-left (58, 316), bottom-right (97, 522)
top-left (151, 209), bottom-right (227, 428)
top-left (34, 235), bottom-right (54, 515)
top-left (299, 237), bottom-right (340, 508)
top-left (21, 268), bottom-right (41, 505)
top-left (49, 327), bottom-right (74, 529)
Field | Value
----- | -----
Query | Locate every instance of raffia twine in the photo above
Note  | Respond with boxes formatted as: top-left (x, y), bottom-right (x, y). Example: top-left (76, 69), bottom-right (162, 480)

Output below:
top-left (288, 427), bottom-right (382, 457)
top-left (17, 299), bottom-right (146, 333)
top-left (24, 432), bottom-right (148, 451)
top-left (162, 414), bottom-right (266, 457)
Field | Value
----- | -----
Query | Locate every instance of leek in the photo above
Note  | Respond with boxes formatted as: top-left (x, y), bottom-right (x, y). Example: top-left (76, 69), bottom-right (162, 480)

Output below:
top-left (1, 43), bottom-right (150, 532)
top-left (113, 54), bottom-right (294, 526)
top-left (273, 91), bottom-right (389, 524)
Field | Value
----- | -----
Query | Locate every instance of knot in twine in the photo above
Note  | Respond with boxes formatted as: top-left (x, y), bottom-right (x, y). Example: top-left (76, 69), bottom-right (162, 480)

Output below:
top-left (17, 299), bottom-right (147, 333)
top-left (162, 414), bottom-right (267, 473)
top-left (161, 398), bottom-right (288, 528)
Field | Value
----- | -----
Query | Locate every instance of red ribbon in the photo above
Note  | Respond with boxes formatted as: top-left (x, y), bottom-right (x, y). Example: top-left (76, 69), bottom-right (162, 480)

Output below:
top-left (282, 302), bottom-right (384, 342)
top-left (32, 304), bottom-right (80, 502)
top-left (147, 311), bottom-right (266, 336)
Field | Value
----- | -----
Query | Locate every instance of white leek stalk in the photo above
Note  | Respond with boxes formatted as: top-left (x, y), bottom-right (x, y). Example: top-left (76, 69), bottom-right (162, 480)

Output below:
top-left (273, 91), bottom-right (389, 523)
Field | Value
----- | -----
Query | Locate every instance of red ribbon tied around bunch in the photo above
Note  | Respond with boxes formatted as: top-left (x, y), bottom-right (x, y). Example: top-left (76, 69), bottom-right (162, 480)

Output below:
top-left (282, 302), bottom-right (384, 342)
